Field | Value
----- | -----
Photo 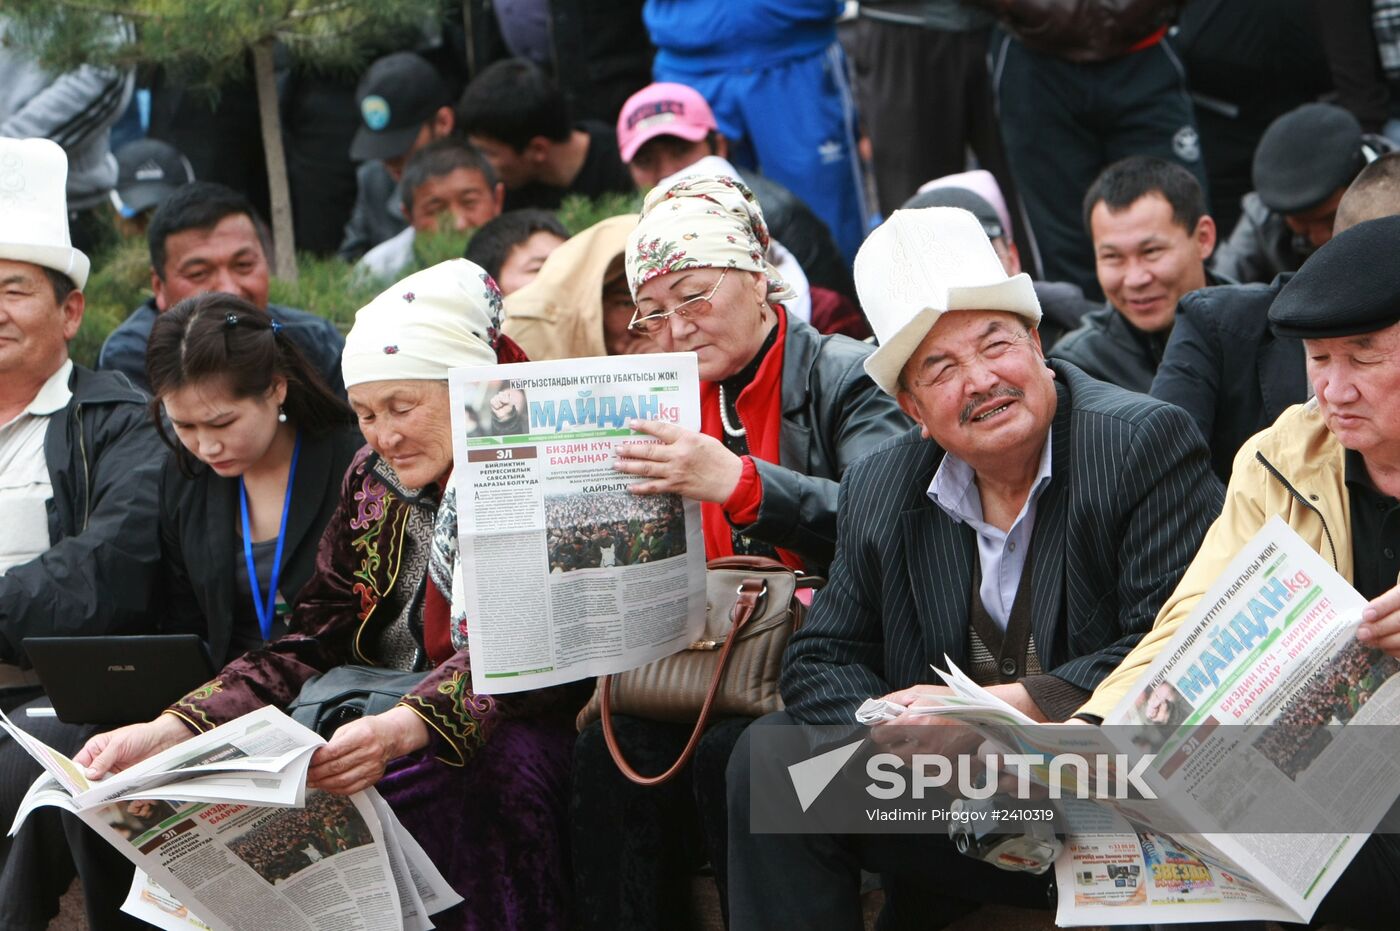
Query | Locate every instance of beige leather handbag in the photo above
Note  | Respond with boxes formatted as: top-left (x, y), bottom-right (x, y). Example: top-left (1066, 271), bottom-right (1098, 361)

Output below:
top-left (577, 556), bottom-right (822, 786)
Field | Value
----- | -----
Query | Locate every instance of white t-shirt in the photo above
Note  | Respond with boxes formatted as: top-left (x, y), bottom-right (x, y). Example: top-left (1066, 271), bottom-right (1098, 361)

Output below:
top-left (0, 359), bottom-right (72, 576)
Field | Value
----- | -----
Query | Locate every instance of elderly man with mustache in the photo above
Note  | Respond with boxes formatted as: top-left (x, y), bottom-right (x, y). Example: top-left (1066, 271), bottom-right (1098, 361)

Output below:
top-left (725, 206), bottom-right (1225, 930)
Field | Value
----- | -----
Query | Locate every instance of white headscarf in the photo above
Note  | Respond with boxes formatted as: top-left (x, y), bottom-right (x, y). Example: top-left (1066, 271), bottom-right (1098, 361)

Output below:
top-left (342, 259), bottom-right (502, 387)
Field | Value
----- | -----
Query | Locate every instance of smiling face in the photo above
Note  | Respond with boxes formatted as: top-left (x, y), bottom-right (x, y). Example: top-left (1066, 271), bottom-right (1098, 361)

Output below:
top-left (633, 266), bottom-right (771, 381)
top-left (0, 260), bottom-right (82, 387)
top-left (1304, 322), bottom-right (1400, 460)
top-left (162, 376), bottom-right (286, 477)
top-left (1091, 193), bottom-right (1214, 333)
top-left (895, 310), bottom-right (1056, 471)
top-left (153, 213), bottom-right (270, 312)
top-left (348, 379), bottom-right (454, 489)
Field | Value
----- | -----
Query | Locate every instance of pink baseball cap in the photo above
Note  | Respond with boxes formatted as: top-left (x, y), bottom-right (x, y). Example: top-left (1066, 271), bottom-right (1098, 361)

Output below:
top-left (616, 82), bottom-right (717, 163)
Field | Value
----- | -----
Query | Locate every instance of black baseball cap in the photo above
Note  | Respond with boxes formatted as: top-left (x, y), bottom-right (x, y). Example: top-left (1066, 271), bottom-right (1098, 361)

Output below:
top-left (110, 138), bottom-right (195, 217)
top-left (350, 52), bottom-right (453, 162)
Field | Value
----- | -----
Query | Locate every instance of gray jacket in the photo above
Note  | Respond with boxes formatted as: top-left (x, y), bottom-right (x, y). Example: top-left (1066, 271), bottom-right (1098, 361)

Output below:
top-left (740, 312), bottom-right (912, 572)
top-left (1210, 192), bottom-right (1308, 285)
top-left (0, 16), bottom-right (135, 209)
top-left (338, 161), bottom-right (408, 262)
top-left (0, 365), bottom-right (164, 664)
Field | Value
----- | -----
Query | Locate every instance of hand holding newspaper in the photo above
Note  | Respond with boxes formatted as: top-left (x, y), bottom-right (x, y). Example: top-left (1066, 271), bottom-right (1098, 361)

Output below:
top-left (447, 353), bottom-right (708, 695)
top-left (1, 706), bottom-right (461, 931)
top-left (848, 518), bottom-right (1400, 925)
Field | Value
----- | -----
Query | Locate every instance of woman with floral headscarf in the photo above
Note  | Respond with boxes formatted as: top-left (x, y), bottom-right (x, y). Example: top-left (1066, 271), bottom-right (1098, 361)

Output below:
top-left (572, 175), bottom-right (910, 930)
top-left (75, 260), bottom-right (585, 931)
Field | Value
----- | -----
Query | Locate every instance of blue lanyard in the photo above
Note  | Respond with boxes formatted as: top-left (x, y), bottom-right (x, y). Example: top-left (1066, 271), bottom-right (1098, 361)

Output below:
top-left (240, 432), bottom-right (302, 642)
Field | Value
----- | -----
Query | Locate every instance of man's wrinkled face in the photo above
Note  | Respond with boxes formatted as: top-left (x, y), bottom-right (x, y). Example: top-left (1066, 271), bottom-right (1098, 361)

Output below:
top-left (895, 310), bottom-right (1056, 469)
top-left (1305, 321), bottom-right (1400, 458)
top-left (153, 213), bottom-right (270, 312)
top-left (1091, 193), bottom-right (1214, 333)
top-left (0, 260), bottom-right (82, 384)
top-left (407, 168), bottom-right (503, 234)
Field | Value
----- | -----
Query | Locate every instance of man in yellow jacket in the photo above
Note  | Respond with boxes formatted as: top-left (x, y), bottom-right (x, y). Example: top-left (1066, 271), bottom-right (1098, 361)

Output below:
top-left (1077, 212), bottom-right (1400, 927)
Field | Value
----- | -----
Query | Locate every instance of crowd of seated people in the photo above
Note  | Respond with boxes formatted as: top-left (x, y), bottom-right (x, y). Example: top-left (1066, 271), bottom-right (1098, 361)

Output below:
top-left (12, 6), bottom-right (1400, 930)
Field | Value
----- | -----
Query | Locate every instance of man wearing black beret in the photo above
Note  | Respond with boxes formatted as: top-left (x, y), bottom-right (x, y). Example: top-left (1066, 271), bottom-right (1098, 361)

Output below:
top-left (1076, 213), bottom-right (1400, 924)
top-left (1213, 103), bottom-right (1392, 284)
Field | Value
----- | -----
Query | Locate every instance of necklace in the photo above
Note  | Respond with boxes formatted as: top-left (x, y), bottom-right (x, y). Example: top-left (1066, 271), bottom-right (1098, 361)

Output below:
top-left (717, 384), bottom-right (746, 438)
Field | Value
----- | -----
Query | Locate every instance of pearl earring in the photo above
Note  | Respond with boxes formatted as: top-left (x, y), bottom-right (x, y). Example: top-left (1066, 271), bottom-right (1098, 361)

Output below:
top-left (277, 406), bottom-right (288, 424)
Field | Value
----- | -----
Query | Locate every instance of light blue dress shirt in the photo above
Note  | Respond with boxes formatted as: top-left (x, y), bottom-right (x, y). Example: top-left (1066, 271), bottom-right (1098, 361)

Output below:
top-left (926, 436), bottom-right (1054, 630)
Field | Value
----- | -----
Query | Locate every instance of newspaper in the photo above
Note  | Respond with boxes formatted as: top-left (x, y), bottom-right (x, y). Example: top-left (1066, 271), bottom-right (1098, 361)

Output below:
top-left (447, 352), bottom-right (707, 694)
top-left (1052, 515), bottom-right (1400, 925)
top-left (853, 517), bottom-right (1400, 924)
top-left (3, 706), bottom-right (462, 931)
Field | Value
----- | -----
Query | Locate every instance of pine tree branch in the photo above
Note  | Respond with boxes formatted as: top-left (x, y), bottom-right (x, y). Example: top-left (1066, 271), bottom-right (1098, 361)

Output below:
top-left (286, 0), bottom-right (358, 20)
top-left (46, 0), bottom-right (158, 19)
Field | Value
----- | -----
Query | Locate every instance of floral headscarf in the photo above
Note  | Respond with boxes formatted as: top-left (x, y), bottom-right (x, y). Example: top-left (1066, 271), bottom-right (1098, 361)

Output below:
top-left (342, 259), bottom-right (504, 387)
top-left (625, 174), bottom-right (797, 305)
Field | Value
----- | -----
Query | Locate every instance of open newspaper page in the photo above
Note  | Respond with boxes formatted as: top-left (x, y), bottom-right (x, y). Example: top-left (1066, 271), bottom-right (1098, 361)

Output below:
top-left (1056, 515), bottom-right (1400, 925)
top-left (3, 708), bottom-right (460, 931)
top-left (448, 352), bottom-right (707, 694)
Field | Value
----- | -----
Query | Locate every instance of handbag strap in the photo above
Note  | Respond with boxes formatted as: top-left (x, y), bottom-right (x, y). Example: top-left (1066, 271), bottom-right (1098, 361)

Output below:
top-left (601, 576), bottom-right (767, 787)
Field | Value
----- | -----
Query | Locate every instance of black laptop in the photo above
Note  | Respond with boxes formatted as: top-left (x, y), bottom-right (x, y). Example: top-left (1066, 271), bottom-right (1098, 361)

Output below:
top-left (23, 635), bottom-right (217, 725)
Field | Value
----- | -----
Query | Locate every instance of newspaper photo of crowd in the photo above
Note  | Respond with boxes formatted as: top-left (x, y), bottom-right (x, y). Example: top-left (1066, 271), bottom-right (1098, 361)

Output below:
top-left (545, 489), bottom-right (685, 573)
top-left (226, 791), bottom-right (374, 885)
top-left (1252, 640), bottom-right (1400, 780)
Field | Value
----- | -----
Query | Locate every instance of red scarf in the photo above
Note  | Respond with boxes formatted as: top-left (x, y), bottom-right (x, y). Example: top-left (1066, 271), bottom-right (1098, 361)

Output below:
top-left (699, 311), bottom-right (805, 572)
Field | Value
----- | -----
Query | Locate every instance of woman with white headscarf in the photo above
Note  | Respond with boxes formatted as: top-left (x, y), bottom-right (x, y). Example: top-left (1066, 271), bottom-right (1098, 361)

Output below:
top-left (572, 175), bottom-right (909, 930)
top-left (75, 260), bottom-right (583, 931)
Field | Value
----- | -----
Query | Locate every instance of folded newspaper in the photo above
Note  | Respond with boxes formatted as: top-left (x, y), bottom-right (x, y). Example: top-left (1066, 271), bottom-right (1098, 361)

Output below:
top-left (2, 705), bottom-right (462, 931)
top-left (855, 516), bottom-right (1400, 925)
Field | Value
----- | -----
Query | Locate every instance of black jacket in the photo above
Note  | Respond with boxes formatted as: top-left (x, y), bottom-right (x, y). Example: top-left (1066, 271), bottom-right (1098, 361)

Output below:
top-left (781, 362), bottom-right (1223, 724)
top-left (740, 313), bottom-right (912, 573)
top-left (0, 366), bottom-right (164, 663)
top-left (1150, 276), bottom-right (1307, 482)
top-left (1048, 304), bottom-right (1169, 394)
top-left (157, 427), bottom-right (364, 667)
top-left (1049, 271), bottom-right (1231, 393)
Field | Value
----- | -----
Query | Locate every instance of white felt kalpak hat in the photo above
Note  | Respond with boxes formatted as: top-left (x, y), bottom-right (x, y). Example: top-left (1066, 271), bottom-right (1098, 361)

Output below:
top-left (856, 207), bottom-right (1040, 396)
top-left (0, 138), bottom-right (90, 290)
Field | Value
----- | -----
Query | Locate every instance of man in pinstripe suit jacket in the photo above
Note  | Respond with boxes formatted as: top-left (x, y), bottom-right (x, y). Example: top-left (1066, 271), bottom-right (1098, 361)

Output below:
top-left (726, 207), bottom-right (1223, 930)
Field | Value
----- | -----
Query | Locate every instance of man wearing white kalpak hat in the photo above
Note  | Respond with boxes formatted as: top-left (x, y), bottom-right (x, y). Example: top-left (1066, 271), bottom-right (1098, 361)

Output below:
top-left (0, 138), bottom-right (163, 928)
top-left (725, 208), bottom-right (1223, 929)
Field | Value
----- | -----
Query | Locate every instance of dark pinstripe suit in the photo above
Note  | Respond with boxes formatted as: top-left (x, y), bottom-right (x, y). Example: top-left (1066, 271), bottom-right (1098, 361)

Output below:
top-left (780, 360), bottom-right (1225, 725)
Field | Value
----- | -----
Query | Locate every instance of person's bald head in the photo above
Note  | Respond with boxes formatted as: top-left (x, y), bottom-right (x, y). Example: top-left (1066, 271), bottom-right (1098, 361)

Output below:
top-left (1336, 152), bottom-right (1400, 234)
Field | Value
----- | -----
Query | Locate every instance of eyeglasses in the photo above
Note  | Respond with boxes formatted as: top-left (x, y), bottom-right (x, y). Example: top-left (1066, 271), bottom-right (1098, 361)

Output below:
top-left (909, 331), bottom-right (1033, 390)
top-left (628, 268), bottom-right (729, 335)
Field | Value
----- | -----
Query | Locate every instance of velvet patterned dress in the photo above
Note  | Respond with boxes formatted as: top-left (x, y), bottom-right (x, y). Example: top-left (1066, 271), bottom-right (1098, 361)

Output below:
top-left (167, 447), bottom-right (584, 930)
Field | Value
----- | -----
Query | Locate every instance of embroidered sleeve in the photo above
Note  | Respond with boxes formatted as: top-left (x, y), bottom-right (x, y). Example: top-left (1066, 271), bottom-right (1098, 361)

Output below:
top-left (397, 658), bottom-right (497, 767)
